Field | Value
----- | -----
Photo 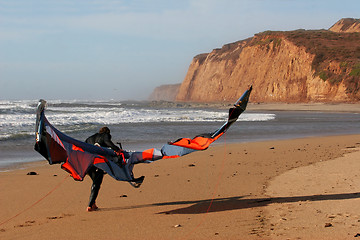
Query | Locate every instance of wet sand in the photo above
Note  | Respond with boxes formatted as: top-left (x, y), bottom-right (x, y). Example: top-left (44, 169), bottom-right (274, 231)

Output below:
top-left (1, 134), bottom-right (360, 239)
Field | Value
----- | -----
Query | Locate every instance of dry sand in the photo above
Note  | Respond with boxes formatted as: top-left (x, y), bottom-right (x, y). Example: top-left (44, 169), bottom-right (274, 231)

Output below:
top-left (247, 102), bottom-right (360, 113)
top-left (1, 134), bottom-right (360, 240)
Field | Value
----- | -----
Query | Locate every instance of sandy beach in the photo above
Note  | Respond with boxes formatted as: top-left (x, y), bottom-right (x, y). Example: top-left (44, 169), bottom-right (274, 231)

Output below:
top-left (0, 134), bottom-right (359, 239)
top-left (247, 102), bottom-right (360, 113)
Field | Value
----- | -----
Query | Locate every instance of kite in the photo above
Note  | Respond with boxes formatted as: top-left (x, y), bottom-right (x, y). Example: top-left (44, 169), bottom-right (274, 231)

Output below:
top-left (34, 86), bottom-right (252, 188)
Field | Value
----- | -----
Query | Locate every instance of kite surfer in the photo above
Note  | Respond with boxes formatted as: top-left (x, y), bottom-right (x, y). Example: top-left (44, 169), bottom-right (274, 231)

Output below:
top-left (34, 86), bottom-right (253, 211)
top-left (85, 127), bottom-right (122, 212)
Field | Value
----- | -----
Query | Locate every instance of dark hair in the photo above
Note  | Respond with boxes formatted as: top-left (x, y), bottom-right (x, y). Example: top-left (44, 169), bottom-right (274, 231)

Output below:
top-left (99, 126), bottom-right (110, 134)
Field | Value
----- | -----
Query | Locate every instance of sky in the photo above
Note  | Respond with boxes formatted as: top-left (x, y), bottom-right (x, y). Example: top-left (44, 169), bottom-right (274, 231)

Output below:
top-left (0, 0), bottom-right (359, 100)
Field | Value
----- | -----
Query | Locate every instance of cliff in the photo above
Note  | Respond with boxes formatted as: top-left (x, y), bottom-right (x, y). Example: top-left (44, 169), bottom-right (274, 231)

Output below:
top-left (148, 83), bottom-right (180, 101)
top-left (176, 19), bottom-right (360, 103)
top-left (329, 18), bottom-right (360, 33)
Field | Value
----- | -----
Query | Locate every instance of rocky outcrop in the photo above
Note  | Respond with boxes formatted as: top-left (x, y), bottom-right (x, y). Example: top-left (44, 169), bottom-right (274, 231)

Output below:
top-left (329, 18), bottom-right (360, 33)
top-left (148, 83), bottom-right (180, 101)
top-left (176, 20), bottom-right (360, 103)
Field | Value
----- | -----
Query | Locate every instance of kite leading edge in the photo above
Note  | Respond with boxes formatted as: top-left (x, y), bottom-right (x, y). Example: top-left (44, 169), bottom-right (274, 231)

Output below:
top-left (34, 86), bottom-right (252, 188)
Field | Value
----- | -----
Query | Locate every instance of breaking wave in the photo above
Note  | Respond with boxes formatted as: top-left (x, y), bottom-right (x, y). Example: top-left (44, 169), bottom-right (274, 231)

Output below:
top-left (0, 100), bottom-right (275, 140)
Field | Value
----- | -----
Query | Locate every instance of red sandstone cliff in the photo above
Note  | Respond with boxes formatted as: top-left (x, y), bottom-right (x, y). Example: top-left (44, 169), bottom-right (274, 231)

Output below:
top-left (175, 19), bottom-right (360, 103)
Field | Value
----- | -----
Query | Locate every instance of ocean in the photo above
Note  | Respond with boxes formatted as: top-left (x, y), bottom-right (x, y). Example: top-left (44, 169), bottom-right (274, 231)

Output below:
top-left (1, 99), bottom-right (360, 170)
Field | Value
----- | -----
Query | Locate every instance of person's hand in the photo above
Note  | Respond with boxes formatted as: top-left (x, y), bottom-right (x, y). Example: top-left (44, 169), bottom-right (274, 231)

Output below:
top-left (115, 149), bottom-right (124, 156)
top-left (115, 150), bottom-right (126, 166)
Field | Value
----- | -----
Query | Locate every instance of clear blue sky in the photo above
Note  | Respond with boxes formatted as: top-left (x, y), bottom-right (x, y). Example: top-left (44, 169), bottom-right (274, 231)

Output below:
top-left (0, 0), bottom-right (358, 100)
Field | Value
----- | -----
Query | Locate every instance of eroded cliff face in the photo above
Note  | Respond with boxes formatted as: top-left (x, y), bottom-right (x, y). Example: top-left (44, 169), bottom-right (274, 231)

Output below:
top-left (176, 20), bottom-right (360, 103)
top-left (177, 37), bottom-right (347, 102)
top-left (329, 18), bottom-right (360, 33)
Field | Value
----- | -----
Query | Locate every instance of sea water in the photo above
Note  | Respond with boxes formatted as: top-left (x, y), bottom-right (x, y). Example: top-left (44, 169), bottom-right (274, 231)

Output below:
top-left (1, 100), bottom-right (360, 170)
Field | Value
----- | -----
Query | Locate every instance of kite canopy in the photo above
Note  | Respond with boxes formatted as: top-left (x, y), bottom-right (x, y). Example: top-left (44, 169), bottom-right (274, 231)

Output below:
top-left (34, 100), bottom-right (131, 181)
top-left (34, 86), bottom-right (252, 187)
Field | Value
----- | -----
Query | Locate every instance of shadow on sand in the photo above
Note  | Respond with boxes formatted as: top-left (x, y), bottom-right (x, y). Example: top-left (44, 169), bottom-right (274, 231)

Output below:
top-left (101, 192), bottom-right (360, 214)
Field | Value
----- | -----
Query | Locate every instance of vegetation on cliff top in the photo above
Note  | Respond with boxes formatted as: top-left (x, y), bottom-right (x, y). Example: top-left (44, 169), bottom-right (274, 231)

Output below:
top-left (255, 30), bottom-right (360, 70)
top-left (253, 29), bottom-right (360, 98)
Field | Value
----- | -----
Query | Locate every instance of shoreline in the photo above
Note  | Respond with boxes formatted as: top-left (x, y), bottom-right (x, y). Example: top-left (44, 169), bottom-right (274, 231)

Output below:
top-left (1, 134), bottom-right (360, 239)
top-left (247, 102), bottom-right (360, 113)
top-left (2, 101), bottom-right (360, 172)
top-left (151, 101), bottom-right (360, 113)
top-left (2, 132), bottom-right (359, 173)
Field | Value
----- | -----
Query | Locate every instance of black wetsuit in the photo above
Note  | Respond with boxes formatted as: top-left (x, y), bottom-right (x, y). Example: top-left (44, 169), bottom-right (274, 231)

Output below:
top-left (85, 132), bottom-right (120, 152)
top-left (85, 132), bottom-right (120, 207)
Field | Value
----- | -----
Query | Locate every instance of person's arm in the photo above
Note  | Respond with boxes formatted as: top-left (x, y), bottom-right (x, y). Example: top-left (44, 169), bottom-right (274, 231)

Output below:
top-left (103, 133), bottom-right (120, 151)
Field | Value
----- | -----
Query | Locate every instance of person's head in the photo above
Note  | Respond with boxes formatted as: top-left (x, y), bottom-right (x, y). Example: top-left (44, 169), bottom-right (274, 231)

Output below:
top-left (99, 126), bottom-right (110, 134)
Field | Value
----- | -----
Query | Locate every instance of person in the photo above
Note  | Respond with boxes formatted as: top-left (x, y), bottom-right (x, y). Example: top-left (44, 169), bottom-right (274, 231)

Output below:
top-left (85, 126), bottom-right (121, 212)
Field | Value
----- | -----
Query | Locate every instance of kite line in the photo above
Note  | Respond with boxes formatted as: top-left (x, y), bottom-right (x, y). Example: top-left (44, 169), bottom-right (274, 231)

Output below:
top-left (179, 108), bottom-right (233, 239)
top-left (0, 174), bottom-right (69, 227)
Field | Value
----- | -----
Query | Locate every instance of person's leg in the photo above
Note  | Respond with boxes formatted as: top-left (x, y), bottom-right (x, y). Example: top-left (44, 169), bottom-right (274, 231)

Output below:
top-left (87, 167), bottom-right (104, 211)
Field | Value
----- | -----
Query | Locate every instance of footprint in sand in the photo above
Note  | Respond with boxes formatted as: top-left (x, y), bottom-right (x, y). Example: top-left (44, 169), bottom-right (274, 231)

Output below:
top-left (15, 220), bottom-right (36, 228)
top-left (47, 213), bottom-right (74, 220)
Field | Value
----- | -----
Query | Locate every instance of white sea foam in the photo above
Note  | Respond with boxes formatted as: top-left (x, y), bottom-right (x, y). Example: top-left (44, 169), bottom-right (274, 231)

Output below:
top-left (0, 100), bottom-right (275, 140)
